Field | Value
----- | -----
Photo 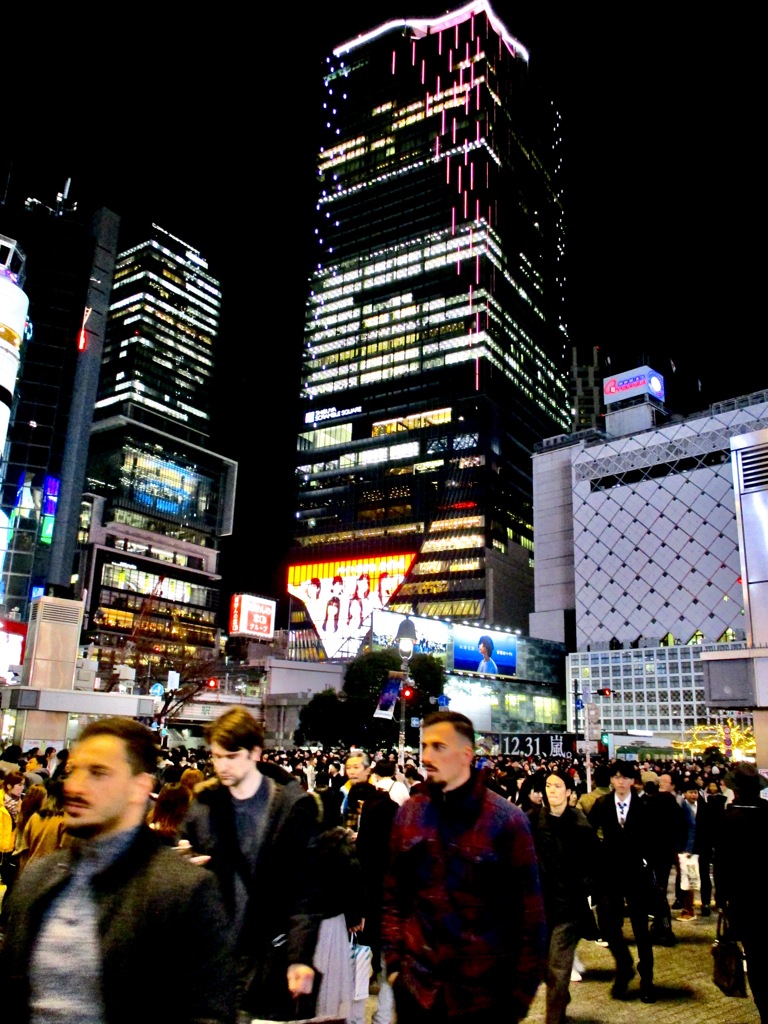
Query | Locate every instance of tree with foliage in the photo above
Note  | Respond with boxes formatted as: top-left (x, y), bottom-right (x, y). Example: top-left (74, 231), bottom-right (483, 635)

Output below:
top-left (295, 689), bottom-right (348, 748)
top-left (341, 649), bottom-right (446, 750)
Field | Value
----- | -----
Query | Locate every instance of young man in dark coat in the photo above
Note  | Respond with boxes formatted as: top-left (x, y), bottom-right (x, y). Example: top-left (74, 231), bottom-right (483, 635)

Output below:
top-left (588, 760), bottom-right (658, 1004)
top-left (180, 706), bottom-right (321, 1022)
top-left (1, 717), bottom-right (234, 1024)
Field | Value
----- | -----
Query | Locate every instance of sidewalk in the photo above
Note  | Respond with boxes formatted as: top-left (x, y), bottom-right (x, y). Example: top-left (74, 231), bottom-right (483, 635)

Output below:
top-left (365, 910), bottom-right (760, 1023)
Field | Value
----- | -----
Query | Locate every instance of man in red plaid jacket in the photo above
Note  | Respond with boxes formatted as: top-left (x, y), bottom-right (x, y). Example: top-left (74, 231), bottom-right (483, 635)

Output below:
top-left (381, 711), bottom-right (546, 1023)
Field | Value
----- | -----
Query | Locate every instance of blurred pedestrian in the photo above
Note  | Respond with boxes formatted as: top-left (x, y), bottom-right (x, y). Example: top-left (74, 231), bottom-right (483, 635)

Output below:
top-left (0, 717), bottom-right (234, 1023)
top-left (716, 762), bottom-right (768, 1022)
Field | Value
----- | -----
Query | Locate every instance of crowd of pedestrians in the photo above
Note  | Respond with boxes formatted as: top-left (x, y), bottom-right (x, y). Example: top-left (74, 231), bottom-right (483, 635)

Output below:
top-left (0, 720), bottom-right (765, 1023)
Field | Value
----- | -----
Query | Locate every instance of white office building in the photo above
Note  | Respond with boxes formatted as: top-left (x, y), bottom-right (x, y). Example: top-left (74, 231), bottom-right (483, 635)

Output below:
top-left (530, 380), bottom-right (768, 744)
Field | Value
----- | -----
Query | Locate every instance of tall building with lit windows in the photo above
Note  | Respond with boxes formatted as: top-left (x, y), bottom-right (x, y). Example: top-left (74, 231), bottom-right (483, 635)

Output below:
top-left (76, 225), bottom-right (237, 683)
top-left (289, 1), bottom-right (569, 655)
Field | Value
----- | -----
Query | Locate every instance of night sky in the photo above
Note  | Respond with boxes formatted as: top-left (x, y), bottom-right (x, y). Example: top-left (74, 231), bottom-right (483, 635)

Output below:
top-left (6, 3), bottom-right (764, 625)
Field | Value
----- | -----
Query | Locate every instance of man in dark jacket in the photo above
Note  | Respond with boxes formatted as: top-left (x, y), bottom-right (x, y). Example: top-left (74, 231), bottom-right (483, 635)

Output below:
top-left (180, 706), bottom-right (320, 1022)
top-left (1, 717), bottom-right (234, 1024)
top-left (588, 760), bottom-right (658, 1003)
top-left (679, 779), bottom-right (715, 917)
top-left (716, 762), bottom-right (768, 1022)
top-left (381, 711), bottom-right (546, 1022)
top-left (528, 770), bottom-right (600, 1024)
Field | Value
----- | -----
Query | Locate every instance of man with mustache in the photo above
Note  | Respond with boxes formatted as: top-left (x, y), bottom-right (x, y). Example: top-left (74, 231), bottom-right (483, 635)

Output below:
top-left (381, 711), bottom-right (546, 1023)
top-left (0, 717), bottom-right (234, 1024)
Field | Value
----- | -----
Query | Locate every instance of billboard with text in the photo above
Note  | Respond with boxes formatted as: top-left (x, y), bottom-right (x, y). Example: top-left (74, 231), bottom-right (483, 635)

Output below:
top-left (229, 593), bottom-right (277, 641)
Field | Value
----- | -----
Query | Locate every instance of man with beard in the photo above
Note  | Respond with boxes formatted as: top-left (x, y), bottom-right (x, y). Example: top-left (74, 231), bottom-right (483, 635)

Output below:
top-left (381, 711), bottom-right (546, 1023)
top-left (0, 717), bottom-right (234, 1024)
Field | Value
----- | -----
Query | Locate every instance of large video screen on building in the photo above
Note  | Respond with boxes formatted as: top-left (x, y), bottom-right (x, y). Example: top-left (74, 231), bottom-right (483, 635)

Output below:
top-left (371, 610), bottom-right (517, 676)
top-left (287, 553), bottom-right (417, 659)
top-left (372, 609), bottom-right (450, 664)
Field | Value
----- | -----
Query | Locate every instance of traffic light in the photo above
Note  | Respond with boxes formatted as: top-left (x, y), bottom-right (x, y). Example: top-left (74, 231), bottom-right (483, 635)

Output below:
top-left (401, 683), bottom-right (415, 701)
top-left (596, 687), bottom-right (612, 697)
top-left (206, 677), bottom-right (219, 690)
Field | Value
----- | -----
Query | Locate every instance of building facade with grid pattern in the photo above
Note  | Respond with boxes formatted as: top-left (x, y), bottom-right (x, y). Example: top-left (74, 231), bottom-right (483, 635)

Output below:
top-left (531, 391), bottom-right (768, 739)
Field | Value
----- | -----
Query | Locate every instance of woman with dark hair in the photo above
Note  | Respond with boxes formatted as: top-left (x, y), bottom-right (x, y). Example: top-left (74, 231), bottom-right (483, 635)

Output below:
top-left (3, 771), bottom-right (26, 828)
top-left (527, 770), bottom-right (600, 1024)
top-left (147, 782), bottom-right (192, 844)
top-left (518, 771), bottom-right (546, 813)
top-left (16, 779), bottom-right (72, 871)
top-left (0, 744), bottom-right (23, 777)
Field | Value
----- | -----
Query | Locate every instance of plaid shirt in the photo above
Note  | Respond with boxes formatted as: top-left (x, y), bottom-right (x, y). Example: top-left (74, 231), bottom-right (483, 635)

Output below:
top-left (381, 770), bottom-right (546, 1019)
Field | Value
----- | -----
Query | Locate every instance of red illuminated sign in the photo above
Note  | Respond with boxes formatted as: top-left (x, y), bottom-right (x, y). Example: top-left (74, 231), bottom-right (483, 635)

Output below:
top-left (229, 594), bottom-right (277, 641)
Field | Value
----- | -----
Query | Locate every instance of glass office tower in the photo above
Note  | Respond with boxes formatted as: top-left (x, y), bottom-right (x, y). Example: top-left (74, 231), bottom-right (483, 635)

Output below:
top-left (77, 226), bottom-right (237, 685)
top-left (291, 2), bottom-right (570, 644)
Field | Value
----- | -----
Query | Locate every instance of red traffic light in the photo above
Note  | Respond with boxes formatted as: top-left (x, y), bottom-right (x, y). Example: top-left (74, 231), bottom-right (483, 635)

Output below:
top-left (401, 684), bottom-right (415, 700)
top-left (206, 678), bottom-right (219, 690)
top-left (596, 687), bottom-right (612, 697)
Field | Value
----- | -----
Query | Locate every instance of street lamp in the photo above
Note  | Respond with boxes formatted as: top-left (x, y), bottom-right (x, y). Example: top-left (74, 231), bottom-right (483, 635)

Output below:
top-left (396, 618), bottom-right (417, 766)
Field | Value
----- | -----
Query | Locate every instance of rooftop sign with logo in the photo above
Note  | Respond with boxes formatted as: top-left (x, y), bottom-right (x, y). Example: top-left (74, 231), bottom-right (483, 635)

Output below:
top-left (603, 365), bottom-right (665, 406)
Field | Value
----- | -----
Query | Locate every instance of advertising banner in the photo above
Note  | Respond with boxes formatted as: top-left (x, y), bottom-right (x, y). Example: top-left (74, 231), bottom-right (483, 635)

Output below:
top-left (287, 552), bottom-right (416, 659)
top-left (451, 624), bottom-right (516, 676)
top-left (373, 671), bottom-right (405, 719)
top-left (229, 593), bottom-right (276, 641)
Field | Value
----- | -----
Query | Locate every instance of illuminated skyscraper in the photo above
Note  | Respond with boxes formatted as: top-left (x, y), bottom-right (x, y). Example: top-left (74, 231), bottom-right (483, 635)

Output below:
top-left (290, 1), bottom-right (569, 645)
top-left (0, 183), bottom-right (118, 627)
top-left (94, 224), bottom-right (219, 446)
top-left (77, 225), bottom-right (237, 681)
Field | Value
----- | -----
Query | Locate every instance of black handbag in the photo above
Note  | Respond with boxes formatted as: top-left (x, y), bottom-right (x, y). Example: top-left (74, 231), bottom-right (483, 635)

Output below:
top-left (712, 910), bottom-right (747, 998)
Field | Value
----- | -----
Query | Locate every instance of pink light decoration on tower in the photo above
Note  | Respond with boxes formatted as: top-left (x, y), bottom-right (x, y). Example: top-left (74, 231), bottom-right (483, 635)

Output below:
top-left (412, 41), bottom-right (417, 65)
top-left (452, 207), bottom-right (456, 235)
top-left (458, 166), bottom-right (462, 193)
top-left (392, 50), bottom-right (396, 74)
top-left (463, 191), bottom-right (468, 217)
top-left (446, 156), bottom-right (451, 183)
